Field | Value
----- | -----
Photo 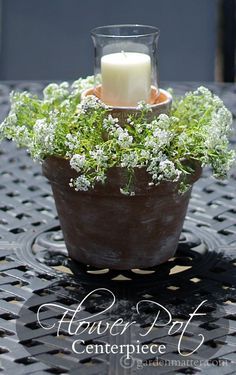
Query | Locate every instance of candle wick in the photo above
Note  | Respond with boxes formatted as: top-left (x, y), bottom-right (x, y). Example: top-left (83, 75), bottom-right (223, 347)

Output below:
top-left (121, 50), bottom-right (127, 58)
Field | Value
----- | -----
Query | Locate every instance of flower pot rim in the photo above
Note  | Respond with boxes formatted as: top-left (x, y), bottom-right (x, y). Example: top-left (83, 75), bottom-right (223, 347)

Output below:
top-left (81, 86), bottom-right (172, 110)
top-left (42, 155), bottom-right (202, 196)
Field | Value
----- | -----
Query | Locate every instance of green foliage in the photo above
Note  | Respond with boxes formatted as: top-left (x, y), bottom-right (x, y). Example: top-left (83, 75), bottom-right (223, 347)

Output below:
top-left (0, 77), bottom-right (235, 195)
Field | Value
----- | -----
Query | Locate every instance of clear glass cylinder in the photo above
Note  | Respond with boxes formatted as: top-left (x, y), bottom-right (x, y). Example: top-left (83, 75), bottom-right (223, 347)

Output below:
top-left (91, 24), bottom-right (160, 108)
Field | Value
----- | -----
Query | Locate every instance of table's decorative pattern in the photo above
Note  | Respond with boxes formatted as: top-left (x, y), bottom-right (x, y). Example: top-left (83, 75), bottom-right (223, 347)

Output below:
top-left (0, 82), bottom-right (235, 374)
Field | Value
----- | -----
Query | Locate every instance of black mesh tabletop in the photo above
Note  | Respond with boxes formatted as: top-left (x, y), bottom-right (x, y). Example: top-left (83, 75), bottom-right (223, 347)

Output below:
top-left (0, 82), bottom-right (235, 375)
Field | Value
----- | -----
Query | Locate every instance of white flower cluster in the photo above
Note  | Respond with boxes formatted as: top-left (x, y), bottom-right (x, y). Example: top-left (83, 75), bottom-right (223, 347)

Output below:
top-left (115, 127), bottom-right (133, 148)
top-left (192, 87), bottom-right (233, 170)
top-left (158, 159), bottom-right (182, 182)
top-left (43, 82), bottom-right (69, 103)
top-left (103, 115), bottom-right (133, 148)
top-left (144, 128), bottom-right (171, 152)
top-left (69, 175), bottom-right (91, 191)
top-left (204, 108), bottom-right (232, 149)
top-left (89, 147), bottom-right (108, 166)
top-left (70, 146), bottom-right (109, 188)
top-left (103, 114), bottom-right (119, 131)
top-left (0, 92), bottom-right (30, 142)
top-left (43, 76), bottom-right (96, 105)
top-left (0, 114), bottom-right (16, 141)
top-left (13, 125), bottom-right (31, 147)
top-left (65, 133), bottom-right (80, 156)
top-left (70, 76), bottom-right (96, 99)
top-left (120, 150), bottom-right (140, 168)
top-left (77, 95), bottom-right (106, 115)
top-left (159, 113), bottom-right (179, 129)
top-left (70, 154), bottom-right (86, 172)
top-left (32, 113), bottom-right (57, 160)
top-left (143, 115), bottom-right (175, 153)
top-left (146, 154), bottom-right (181, 184)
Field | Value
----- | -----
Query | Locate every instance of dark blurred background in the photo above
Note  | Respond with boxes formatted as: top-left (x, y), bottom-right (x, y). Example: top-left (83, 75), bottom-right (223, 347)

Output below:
top-left (0, 0), bottom-right (235, 82)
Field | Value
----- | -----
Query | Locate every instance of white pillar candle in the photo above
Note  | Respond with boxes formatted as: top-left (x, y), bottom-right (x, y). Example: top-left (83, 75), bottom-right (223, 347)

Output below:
top-left (101, 51), bottom-right (151, 107)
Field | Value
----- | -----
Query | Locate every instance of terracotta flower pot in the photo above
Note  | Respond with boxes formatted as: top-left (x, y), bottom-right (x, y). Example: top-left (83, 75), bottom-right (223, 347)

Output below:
top-left (42, 157), bottom-right (201, 270)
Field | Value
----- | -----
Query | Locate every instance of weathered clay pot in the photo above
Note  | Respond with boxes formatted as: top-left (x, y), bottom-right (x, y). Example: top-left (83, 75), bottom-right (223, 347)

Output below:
top-left (42, 158), bottom-right (201, 269)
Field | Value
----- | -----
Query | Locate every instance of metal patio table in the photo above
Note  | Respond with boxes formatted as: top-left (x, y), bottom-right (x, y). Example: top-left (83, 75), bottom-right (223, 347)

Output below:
top-left (0, 81), bottom-right (235, 375)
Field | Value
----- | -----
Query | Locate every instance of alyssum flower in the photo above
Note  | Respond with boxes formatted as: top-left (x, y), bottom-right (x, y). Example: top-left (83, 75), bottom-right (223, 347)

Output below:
top-left (0, 78), bottom-right (235, 195)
